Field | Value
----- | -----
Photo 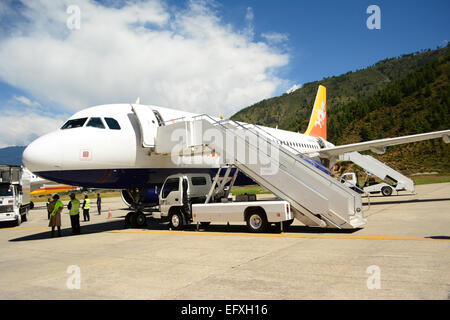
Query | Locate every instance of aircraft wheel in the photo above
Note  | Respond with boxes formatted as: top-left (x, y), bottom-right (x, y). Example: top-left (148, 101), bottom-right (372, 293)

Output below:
top-left (125, 212), bottom-right (134, 226)
top-left (135, 211), bottom-right (147, 227)
top-left (381, 186), bottom-right (393, 196)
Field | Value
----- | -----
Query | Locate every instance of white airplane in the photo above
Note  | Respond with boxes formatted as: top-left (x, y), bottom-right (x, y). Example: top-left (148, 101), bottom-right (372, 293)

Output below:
top-left (22, 85), bottom-right (450, 209)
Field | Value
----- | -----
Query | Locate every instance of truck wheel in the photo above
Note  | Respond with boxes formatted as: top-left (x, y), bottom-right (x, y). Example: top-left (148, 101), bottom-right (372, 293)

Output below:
top-left (15, 214), bottom-right (21, 227)
top-left (169, 211), bottom-right (185, 230)
top-left (30, 202), bottom-right (34, 210)
top-left (246, 211), bottom-right (267, 233)
top-left (135, 212), bottom-right (147, 227)
top-left (381, 186), bottom-right (393, 196)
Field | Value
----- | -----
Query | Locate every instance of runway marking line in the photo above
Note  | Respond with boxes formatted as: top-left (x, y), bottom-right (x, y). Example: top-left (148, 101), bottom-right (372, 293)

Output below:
top-left (3, 226), bottom-right (450, 242)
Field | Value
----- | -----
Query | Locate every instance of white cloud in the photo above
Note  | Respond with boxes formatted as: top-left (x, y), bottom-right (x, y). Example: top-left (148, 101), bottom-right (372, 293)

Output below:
top-left (13, 95), bottom-right (41, 107)
top-left (0, 0), bottom-right (289, 122)
top-left (261, 32), bottom-right (289, 45)
top-left (286, 83), bottom-right (301, 94)
top-left (245, 6), bottom-right (254, 22)
top-left (0, 110), bottom-right (66, 148)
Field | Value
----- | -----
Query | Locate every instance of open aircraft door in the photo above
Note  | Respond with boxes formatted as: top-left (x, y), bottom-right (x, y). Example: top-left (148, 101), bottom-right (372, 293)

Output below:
top-left (131, 105), bottom-right (159, 148)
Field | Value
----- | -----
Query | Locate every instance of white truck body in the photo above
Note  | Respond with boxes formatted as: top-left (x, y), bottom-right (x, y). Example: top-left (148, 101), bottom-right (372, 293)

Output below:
top-left (192, 201), bottom-right (292, 224)
top-left (0, 165), bottom-right (32, 225)
top-left (154, 173), bottom-right (293, 232)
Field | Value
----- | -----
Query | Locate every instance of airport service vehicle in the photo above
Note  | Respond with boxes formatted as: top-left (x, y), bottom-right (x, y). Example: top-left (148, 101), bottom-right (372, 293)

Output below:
top-left (151, 169), bottom-right (293, 232)
top-left (0, 165), bottom-right (33, 226)
top-left (340, 172), bottom-right (407, 196)
top-left (22, 85), bottom-right (449, 230)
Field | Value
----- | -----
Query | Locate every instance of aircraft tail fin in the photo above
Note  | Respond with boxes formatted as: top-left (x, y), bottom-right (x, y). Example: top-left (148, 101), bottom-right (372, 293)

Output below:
top-left (304, 85), bottom-right (327, 141)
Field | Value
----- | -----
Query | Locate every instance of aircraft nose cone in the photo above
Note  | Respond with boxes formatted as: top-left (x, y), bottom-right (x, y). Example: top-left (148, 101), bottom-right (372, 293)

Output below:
top-left (23, 132), bottom-right (62, 172)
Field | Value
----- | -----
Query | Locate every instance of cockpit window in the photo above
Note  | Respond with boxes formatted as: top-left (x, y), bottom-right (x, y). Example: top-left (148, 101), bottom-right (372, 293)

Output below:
top-left (86, 117), bottom-right (105, 129)
top-left (61, 118), bottom-right (88, 129)
top-left (105, 117), bottom-right (121, 130)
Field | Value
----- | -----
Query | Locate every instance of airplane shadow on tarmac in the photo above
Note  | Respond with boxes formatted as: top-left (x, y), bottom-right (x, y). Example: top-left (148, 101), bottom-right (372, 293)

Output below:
top-left (8, 213), bottom-right (362, 242)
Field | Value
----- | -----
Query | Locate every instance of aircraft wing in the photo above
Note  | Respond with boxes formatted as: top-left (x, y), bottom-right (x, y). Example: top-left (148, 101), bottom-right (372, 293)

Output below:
top-left (315, 129), bottom-right (450, 158)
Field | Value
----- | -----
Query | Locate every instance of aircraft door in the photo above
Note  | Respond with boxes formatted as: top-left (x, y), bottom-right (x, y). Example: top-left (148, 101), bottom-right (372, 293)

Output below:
top-left (131, 104), bottom-right (159, 148)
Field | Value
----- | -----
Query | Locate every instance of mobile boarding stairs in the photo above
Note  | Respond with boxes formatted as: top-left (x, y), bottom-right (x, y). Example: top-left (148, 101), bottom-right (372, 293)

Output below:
top-left (137, 113), bottom-right (369, 229)
top-left (339, 151), bottom-right (415, 194)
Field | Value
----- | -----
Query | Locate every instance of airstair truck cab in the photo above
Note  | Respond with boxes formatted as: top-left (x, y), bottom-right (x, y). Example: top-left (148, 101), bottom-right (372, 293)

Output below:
top-left (154, 172), bottom-right (293, 233)
top-left (0, 165), bottom-right (32, 226)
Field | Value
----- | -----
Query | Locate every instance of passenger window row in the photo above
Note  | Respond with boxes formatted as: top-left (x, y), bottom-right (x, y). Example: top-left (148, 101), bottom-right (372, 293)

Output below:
top-left (274, 140), bottom-right (319, 149)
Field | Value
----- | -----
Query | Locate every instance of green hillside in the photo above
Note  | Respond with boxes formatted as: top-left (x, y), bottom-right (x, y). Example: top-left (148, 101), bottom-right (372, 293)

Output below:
top-left (231, 45), bottom-right (450, 174)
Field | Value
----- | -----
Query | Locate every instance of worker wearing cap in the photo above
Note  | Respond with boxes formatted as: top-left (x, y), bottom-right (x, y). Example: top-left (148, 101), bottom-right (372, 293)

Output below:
top-left (67, 193), bottom-right (81, 235)
top-left (82, 194), bottom-right (90, 222)
top-left (48, 194), bottom-right (63, 237)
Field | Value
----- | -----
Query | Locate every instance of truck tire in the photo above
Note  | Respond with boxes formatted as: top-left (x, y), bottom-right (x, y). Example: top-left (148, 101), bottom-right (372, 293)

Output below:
top-left (246, 210), bottom-right (267, 233)
top-left (169, 211), bottom-right (185, 230)
top-left (15, 214), bottom-right (21, 227)
top-left (381, 186), bottom-right (393, 196)
top-left (135, 212), bottom-right (147, 227)
top-left (30, 201), bottom-right (34, 210)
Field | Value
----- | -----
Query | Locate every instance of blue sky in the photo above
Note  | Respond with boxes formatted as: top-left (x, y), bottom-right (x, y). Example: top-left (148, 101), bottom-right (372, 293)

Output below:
top-left (218, 0), bottom-right (450, 85)
top-left (0, 0), bottom-right (448, 147)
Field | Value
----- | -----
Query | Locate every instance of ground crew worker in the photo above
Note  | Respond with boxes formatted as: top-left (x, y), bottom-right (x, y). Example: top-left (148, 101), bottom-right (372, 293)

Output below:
top-left (67, 193), bottom-right (81, 235)
top-left (46, 197), bottom-right (52, 220)
top-left (96, 193), bottom-right (101, 215)
top-left (49, 194), bottom-right (63, 237)
top-left (82, 194), bottom-right (90, 222)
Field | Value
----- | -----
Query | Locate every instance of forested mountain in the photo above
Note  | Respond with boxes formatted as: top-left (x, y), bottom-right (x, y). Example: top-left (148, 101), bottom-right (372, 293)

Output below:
top-left (231, 45), bottom-right (450, 174)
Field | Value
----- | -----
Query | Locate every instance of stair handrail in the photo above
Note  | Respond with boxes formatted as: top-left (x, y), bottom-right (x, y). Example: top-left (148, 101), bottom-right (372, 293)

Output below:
top-left (162, 114), bottom-right (368, 210)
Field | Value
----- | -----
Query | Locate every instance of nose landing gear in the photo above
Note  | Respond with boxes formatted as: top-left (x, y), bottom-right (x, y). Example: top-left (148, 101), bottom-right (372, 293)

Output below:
top-left (123, 188), bottom-right (148, 228)
top-left (125, 211), bottom-right (147, 228)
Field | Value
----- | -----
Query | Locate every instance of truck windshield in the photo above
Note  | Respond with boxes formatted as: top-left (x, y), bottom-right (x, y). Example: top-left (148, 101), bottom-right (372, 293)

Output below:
top-left (162, 178), bottom-right (179, 198)
top-left (0, 184), bottom-right (13, 197)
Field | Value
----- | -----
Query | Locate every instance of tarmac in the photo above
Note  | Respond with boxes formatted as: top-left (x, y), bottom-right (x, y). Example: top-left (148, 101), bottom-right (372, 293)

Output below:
top-left (0, 182), bottom-right (449, 300)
